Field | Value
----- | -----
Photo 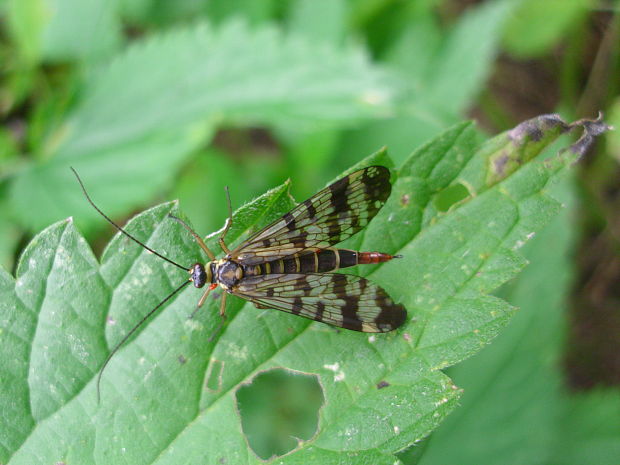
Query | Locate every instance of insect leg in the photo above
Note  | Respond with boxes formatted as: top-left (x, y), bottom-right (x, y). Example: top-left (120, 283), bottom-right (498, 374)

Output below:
top-left (219, 292), bottom-right (228, 317)
top-left (189, 283), bottom-right (217, 319)
top-left (207, 292), bottom-right (228, 342)
top-left (219, 186), bottom-right (233, 255)
top-left (168, 214), bottom-right (217, 261)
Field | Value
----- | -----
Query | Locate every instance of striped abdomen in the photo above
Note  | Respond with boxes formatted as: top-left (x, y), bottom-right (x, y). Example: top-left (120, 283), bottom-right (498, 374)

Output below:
top-left (245, 248), bottom-right (399, 276)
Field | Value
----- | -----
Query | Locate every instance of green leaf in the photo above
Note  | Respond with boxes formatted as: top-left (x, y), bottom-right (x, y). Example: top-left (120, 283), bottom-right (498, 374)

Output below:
top-left (61, 20), bottom-right (396, 157)
top-left (6, 0), bottom-right (122, 64)
top-left (288, 0), bottom-right (347, 45)
top-left (0, 217), bottom-right (107, 461)
top-left (9, 124), bottom-right (211, 235)
top-left (1, 115), bottom-right (607, 464)
top-left (0, 193), bottom-right (20, 272)
top-left (607, 97), bottom-right (620, 160)
top-left (417, 167), bottom-right (577, 465)
top-left (383, 11), bottom-right (441, 83)
top-left (406, 115), bottom-right (615, 465)
top-left (336, 0), bottom-right (512, 166)
top-left (169, 149), bottom-right (257, 240)
top-left (553, 389), bottom-right (620, 465)
top-left (502, 0), bottom-right (593, 58)
top-left (236, 369), bottom-right (324, 459)
top-left (5, 0), bottom-right (47, 65)
top-left (423, 0), bottom-right (513, 114)
top-left (39, 0), bottom-right (122, 62)
top-left (204, 0), bottom-right (282, 26)
top-left (8, 19), bottom-right (398, 234)
top-left (116, 0), bottom-right (152, 25)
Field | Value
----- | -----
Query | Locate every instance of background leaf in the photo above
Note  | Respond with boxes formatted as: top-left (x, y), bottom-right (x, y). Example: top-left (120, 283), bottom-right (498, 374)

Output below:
top-left (502, 0), bottom-right (593, 58)
top-left (8, 19), bottom-right (399, 234)
top-left (40, 0), bottom-right (122, 62)
top-left (5, 0), bottom-right (47, 65)
top-left (336, 0), bottom-right (511, 167)
top-left (552, 388), bottom-right (620, 465)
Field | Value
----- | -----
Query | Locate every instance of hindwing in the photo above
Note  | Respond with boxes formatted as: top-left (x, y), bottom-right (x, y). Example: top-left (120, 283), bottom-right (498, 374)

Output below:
top-left (234, 273), bottom-right (406, 333)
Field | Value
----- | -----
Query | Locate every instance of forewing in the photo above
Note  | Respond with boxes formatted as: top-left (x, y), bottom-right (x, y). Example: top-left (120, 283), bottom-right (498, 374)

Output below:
top-left (235, 273), bottom-right (407, 332)
top-left (231, 166), bottom-right (392, 265)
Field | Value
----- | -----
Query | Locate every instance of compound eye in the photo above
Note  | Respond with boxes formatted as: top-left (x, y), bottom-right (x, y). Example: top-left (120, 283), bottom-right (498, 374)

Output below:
top-left (191, 263), bottom-right (207, 288)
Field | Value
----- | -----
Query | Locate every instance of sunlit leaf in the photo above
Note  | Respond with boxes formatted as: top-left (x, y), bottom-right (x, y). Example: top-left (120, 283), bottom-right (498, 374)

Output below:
top-left (1, 115), bottom-right (607, 464)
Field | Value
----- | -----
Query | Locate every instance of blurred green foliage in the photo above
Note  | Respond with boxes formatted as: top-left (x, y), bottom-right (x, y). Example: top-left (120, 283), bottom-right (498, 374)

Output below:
top-left (0, 0), bottom-right (618, 464)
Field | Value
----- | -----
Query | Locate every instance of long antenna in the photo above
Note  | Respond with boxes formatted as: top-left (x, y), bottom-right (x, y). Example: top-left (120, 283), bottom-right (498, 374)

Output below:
top-left (71, 167), bottom-right (188, 271)
top-left (96, 279), bottom-right (191, 403)
top-left (71, 167), bottom-right (194, 402)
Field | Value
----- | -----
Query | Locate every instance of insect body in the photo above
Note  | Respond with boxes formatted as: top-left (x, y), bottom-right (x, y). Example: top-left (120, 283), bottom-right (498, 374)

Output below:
top-left (191, 247), bottom-right (403, 332)
top-left (73, 165), bottom-right (407, 400)
top-left (182, 165), bottom-right (407, 333)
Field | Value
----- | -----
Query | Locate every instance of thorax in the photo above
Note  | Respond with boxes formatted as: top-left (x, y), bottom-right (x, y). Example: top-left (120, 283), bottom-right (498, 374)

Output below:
top-left (214, 258), bottom-right (244, 290)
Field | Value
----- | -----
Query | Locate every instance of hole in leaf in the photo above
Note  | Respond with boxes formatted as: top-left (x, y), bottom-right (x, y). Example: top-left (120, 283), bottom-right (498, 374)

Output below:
top-left (434, 182), bottom-right (470, 212)
top-left (236, 368), bottom-right (323, 460)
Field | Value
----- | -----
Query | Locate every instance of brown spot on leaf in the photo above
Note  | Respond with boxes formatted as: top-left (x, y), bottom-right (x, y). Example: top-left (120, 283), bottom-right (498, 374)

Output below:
top-left (492, 151), bottom-right (511, 176)
top-left (377, 380), bottom-right (390, 389)
top-left (509, 113), bottom-right (567, 145)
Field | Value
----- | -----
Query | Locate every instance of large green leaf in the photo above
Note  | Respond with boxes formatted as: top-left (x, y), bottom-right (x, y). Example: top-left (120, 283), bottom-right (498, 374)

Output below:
top-left (408, 116), bottom-right (616, 465)
top-left (418, 165), bottom-right (576, 465)
top-left (58, 20), bottom-right (393, 156)
top-left (9, 19), bottom-right (398, 234)
top-left (0, 115), bottom-right (607, 464)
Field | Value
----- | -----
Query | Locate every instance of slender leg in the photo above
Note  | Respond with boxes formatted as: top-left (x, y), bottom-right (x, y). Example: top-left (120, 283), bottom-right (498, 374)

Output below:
top-left (199, 284), bottom-right (218, 308)
top-left (219, 292), bottom-right (228, 317)
top-left (189, 283), bottom-right (217, 319)
top-left (219, 187), bottom-right (233, 255)
top-left (168, 214), bottom-right (216, 260)
top-left (208, 292), bottom-right (228, 342)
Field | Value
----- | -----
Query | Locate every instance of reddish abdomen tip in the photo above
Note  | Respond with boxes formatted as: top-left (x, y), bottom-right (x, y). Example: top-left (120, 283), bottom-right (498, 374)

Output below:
top-left (357, 252), bottom-right (399, 264)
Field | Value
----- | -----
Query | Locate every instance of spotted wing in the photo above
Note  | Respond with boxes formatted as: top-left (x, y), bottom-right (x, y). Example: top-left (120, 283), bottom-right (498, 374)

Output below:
top-left (234, 273), bottom-right (407, 332)
top-left (231, 166), bottom-right (392, 265)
